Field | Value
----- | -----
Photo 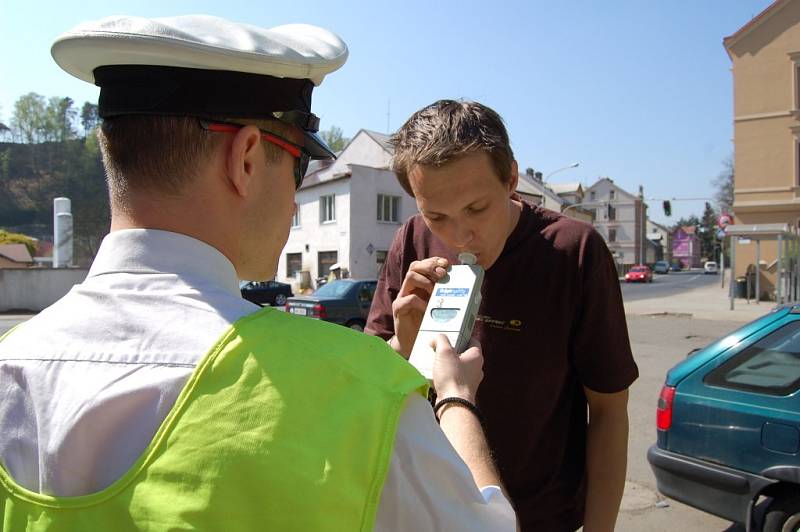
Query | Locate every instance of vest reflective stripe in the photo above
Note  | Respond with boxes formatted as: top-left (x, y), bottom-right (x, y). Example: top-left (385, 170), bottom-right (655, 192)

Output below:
top-left (0, 308), bottom-right (428, 531)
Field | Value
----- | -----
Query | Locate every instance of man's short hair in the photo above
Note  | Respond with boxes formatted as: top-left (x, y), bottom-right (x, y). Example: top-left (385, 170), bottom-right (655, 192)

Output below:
top-left (391, 100), bottom-right (515, 197)
top-left (98, 116), bottom-right (292, 206)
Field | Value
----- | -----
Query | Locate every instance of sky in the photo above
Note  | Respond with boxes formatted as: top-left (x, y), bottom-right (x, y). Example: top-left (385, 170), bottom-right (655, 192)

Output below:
top-left (0, 0), bottom-right (775, 226)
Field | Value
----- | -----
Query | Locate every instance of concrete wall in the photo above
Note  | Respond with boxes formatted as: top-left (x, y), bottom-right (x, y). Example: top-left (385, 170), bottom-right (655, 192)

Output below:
top-left (349, 165), bottom-right (418, 279)
top-left (0, 268), bottom-right (88, 312)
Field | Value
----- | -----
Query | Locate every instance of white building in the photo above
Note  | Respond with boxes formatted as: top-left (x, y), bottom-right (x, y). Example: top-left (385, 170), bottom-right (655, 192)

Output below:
top-left (647, 219), bottom-right (673, 263)
top-left (515, 170), bottom-right (564, 212)
top-left (276, 130), bottom-right (418, 287)
top-left (585, 178), bottom-right (648, 267)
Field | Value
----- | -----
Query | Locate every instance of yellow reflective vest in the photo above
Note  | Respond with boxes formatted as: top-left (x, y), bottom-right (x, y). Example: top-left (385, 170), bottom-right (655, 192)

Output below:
top-left (0, 308), bottom-right (428, 531)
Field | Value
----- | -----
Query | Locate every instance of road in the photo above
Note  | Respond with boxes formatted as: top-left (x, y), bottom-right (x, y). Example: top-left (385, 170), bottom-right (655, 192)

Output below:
top-left (618, 314), bottom-right (744, 532)
top-left (1, 283), bottom-right (753, 531)
top-left (621, 270), bottom-right (721, 302)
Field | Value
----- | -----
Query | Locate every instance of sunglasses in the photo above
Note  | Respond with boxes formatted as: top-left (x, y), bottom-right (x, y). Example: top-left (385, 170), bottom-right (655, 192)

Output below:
top-left (199, 120), bottom-right (310, 190)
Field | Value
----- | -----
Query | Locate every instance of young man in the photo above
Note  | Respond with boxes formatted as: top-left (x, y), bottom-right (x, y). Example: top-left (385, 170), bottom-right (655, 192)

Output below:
top-left (0, 18), bottom-right (516, 530)
top-left (367, 100), bottom-right (639, 531)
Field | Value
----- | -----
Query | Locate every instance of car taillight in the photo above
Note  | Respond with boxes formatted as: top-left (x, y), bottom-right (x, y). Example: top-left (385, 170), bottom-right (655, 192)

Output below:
top-left (313, 304), bottom-right (327, 319)
top-left (656, 385), bottom-right (676, 431)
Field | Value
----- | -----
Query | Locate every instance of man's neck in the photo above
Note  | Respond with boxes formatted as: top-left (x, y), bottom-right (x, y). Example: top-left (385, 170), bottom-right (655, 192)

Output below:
top-left (110, 198), bottom-right (241, 275)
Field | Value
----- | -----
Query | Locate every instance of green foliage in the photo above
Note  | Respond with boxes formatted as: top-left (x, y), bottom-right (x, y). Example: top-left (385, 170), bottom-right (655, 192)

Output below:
top-left (699, 202), bottom-right (720, 260)
top-left (0, 229), bottom-right (37, 256)
top-left (80, 102), bottom-right (99, 136)
top-left (12, 93), bottom-right (47, 144)
top-left (320, 126), bottom-right (349, 153)
top-left (713, 155), bottom-right (734, 212)
top-left (2, 93), bottom-right (109, 265)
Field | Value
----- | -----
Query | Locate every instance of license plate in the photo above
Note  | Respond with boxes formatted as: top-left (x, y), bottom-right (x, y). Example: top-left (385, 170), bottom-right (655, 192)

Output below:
top-left (290, 307), bottom-right (307, 316)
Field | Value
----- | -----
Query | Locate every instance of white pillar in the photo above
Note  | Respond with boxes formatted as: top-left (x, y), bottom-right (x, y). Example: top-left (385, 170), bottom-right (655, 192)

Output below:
top-left (53, 197), bottom-right (73, 268)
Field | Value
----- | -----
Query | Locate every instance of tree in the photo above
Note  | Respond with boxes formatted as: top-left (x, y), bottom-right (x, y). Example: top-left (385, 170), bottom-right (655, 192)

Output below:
top-left (699, 202), bottom-right (719, 261)
top-left (673, 214), bottom-right (700, 232)
top-left (713, 155), bottom-right (734, 212)
top-left (320, 126), bottom-right (349, 153)
top-left (12, 93), bottom-right (47, 144)
top-left (46, 97), bottom-right (77, 143)
top-left (80, 102), bottom-right (99, 136)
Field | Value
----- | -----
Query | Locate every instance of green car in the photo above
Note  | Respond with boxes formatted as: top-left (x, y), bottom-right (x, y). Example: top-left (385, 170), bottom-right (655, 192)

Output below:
top-left (648, 304), bottom-right (800, 531)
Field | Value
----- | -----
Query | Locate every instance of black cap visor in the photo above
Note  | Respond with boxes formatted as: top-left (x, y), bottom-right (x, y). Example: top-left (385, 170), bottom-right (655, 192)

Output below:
top-left (94, 65), bottom-right (337, 160)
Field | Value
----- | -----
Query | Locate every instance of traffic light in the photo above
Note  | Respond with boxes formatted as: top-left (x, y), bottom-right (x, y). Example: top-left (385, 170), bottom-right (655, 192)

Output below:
top-left (663, 200), bottom-right (672, 217)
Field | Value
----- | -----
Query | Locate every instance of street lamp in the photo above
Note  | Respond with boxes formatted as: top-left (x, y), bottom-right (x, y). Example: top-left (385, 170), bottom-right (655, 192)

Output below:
top-left (544, 162), bottom-right (579, 182)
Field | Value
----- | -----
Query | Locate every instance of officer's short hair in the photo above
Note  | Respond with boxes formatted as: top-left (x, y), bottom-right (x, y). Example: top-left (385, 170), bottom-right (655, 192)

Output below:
top-left (97, 116), bottom-right (291, 203)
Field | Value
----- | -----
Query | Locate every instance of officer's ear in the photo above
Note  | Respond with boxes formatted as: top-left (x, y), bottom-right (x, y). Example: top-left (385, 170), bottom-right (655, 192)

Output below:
top-left (224, 125), bottom-right (263, 198)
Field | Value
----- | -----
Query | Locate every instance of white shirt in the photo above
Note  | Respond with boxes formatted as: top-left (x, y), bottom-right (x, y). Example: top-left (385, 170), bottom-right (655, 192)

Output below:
top-left (0, 229), bottom-right (514, 531)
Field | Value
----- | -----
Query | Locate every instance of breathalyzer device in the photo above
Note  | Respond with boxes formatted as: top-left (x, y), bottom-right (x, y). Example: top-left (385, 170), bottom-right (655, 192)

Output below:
top-left (408, 252), bottom-right (484, 380)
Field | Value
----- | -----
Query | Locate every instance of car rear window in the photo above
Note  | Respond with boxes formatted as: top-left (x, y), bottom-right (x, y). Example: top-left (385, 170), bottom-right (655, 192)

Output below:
top-left (313, 281), bottom-right (353, 298)
top-left (705, 320), bottom-right (800, 396)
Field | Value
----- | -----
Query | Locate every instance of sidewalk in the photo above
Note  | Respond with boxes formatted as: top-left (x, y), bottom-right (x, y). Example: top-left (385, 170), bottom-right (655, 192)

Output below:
top-left (624, 278), bottom-right (775, 323)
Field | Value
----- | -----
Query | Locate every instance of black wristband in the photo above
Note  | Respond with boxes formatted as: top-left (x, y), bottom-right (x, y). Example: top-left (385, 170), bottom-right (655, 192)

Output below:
top-left (434, 396), bottom-right (483, 424)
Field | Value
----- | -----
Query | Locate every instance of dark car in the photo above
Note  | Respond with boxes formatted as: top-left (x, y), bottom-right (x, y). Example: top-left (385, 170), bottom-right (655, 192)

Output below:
top-left (285, 279), bottom-right (377, 331)
top-left (653, 261), bottom-right (670, 274)
top-left (240, 280), bottom-right (293, 306)
top-left (625, 265), bottom-right (653, 283)
top-left (671, 263), bottom-right (683, 272)
top-left (648, 305), bottom-right (800, 531)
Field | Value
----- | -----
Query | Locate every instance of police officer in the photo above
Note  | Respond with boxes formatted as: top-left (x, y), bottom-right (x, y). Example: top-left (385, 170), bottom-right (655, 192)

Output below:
top-left (0, 16), bottom-right (515, 531)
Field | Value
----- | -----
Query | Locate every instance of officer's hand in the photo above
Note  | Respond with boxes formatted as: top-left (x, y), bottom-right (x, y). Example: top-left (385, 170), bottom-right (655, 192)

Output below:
top-left (432, 335), bottom-right (483, 403)
top-left (390, 257), bottom-right (449, 359)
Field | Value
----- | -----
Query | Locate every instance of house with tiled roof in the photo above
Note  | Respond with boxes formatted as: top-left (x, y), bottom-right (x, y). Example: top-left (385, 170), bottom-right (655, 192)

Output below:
top-left (0, 243), bottom-right (34, 268)
top-left (276, 130), bottom-right (418, 286)
top-left (671, 225), bottom-right (701, 269)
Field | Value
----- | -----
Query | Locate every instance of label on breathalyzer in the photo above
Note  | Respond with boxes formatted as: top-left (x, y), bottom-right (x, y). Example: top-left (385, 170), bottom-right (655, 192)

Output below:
top-left (435, 287), bottom-right (470, 297)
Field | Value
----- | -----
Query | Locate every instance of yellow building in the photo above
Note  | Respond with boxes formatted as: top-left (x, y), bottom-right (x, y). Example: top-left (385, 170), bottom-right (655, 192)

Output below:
top-left (725, 0), bottom-right (800, 301)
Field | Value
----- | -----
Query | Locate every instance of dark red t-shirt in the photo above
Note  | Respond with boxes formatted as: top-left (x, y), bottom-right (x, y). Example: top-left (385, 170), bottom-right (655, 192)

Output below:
top-left (366, 202), bottom-right (638, 532)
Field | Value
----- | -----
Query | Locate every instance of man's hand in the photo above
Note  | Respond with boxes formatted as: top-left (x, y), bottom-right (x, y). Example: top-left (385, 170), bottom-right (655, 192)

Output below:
top-left (432, 335), bottom-right (483, 403)
top-left (389, 257), bottom-right (449, 358)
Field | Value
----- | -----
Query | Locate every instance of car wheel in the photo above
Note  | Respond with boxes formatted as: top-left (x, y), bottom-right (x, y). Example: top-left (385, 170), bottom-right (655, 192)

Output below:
top-left (274, 294), bottom-right (287, 306)
top-left (764, 493), bottom-right (800, 532)
top-left (346, 320), bottom-right (365, 332)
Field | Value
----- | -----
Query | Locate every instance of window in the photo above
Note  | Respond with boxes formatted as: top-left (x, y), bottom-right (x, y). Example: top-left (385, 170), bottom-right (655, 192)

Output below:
top-left (609, 190), bottom-right (616, 200)
top-left (705, 321), bottom-right (800, 396)
top-left (590, 191), bottom-right (596, 201)
top-left (797, 140), bottom-right (800, 187)
top-left (358, 282), bottom-right (377, 304)
top-left (377, 194), bottom-right (400, 223)
top-left (375, 250), bottom-right (388, 265)
top-left (286, 253), bottom-right (302, 279)
top-left (291, 210), bottom-right (300, 228)
top-left (318, 251), bottom-right (338, 277)
top-left (320, 195), bottom-right (335, 223)
top-left (608, 205), bottom-right (616, 221)
top-left (609, 228), bottom-right (617, 242)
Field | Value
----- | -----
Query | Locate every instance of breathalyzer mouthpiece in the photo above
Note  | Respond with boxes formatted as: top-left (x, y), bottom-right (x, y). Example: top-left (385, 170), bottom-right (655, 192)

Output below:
top-left (458, 252), bottom-right (477, 265)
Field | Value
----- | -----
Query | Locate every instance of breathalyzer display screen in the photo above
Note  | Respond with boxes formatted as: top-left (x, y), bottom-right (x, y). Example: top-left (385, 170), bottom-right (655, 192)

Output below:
top-left (431, 308), bottom-right (459, 323)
